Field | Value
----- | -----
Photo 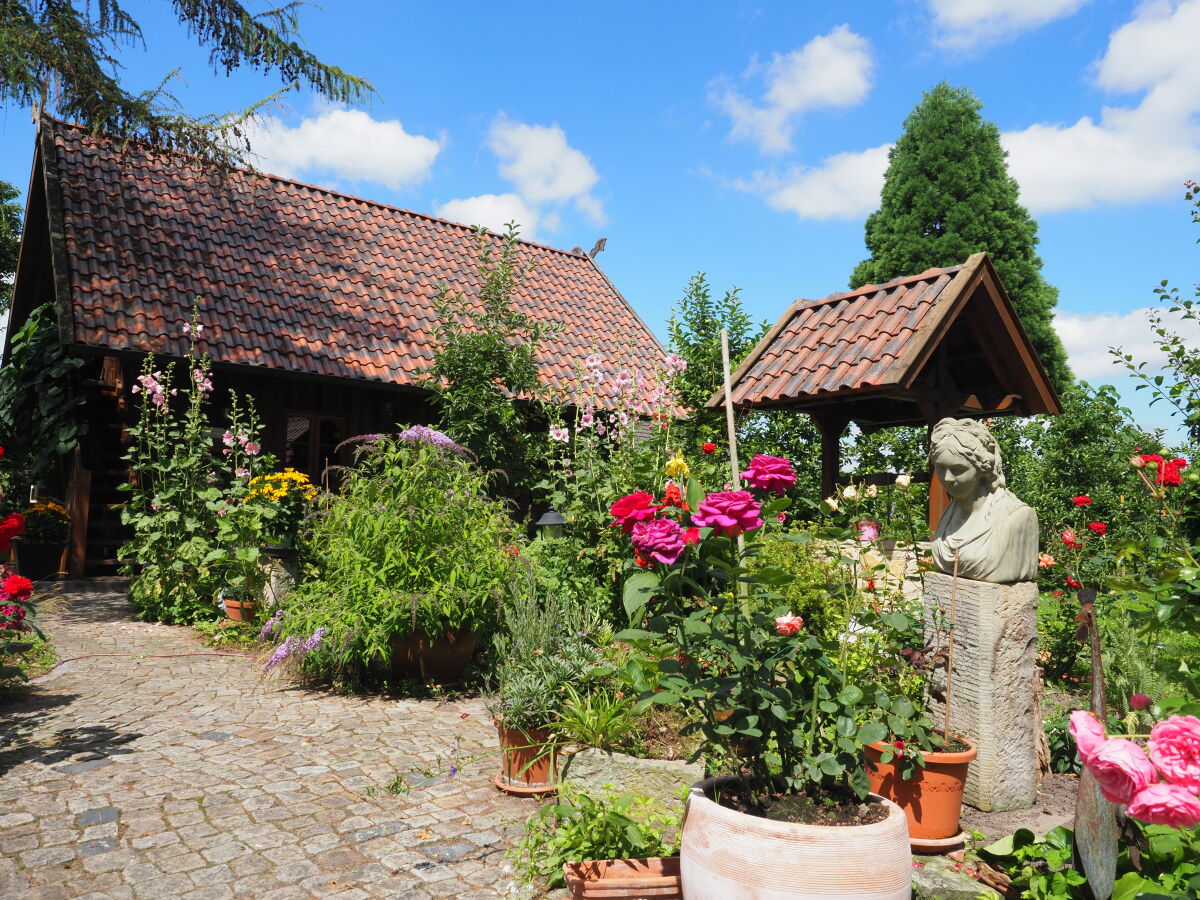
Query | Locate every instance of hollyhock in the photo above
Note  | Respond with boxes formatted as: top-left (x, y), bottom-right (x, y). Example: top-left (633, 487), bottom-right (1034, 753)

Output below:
top-left (1147, 715), bottom-right (1200, 794)
top-left (1069, 711), bottom-right (1107, 764)
top-left (549, 425), bottom-right (570, 443)
top-left (632, 518), bottom-right (686, 566)
top-left (740, 455), bottom-right (796, 495)
top-left (1072, 495), bottom-right (1092, 507)
top-left (1087, 738), bottom-right (1157, 805)
top-left (774, 612), bottom-right (804, 636)
top-left (610, 492), bottom-right (659, 533)
top-left (245, 442), bottom-right (261, 456)
top-left (1088, 522), bottom-right (1107, 536)
top-left (2, 575), bottom-right (33, 598)
top-left (690, 491), bottom-right (763, 537)
top-left (701, 442), bottom-right (717, 455)
top-left (1126, 782), bottom-right (1200, 828)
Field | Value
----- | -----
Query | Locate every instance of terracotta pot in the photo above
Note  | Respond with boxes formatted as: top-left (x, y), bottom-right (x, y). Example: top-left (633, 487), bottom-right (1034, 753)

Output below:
top-left (679, 776), bottom-right (911, 900)
top-left (389, 628), bottom-right (477, 683)
top-left (865, 736), bottom-right (977, 846)
top-left (224, 597), bottom-right (259, 622)
top-left (12, 541), bottom-right (66, 581)
top-left (564, 856), bottom-right (682, 899)
top-left (494, 720), bottom-right (557, 796)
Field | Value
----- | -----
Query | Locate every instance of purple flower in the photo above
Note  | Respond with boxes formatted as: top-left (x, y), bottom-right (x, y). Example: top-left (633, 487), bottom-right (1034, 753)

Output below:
top-left (398, 426), bottom-right (470, 456)
top-left (631, 518), bottom-right (685, 565)
top-left (259, 610), bottom-right (284, 641)
top-left (263, 637), bottom-right (300, 672)
top-left (448, 765), bottom-right (459, 779)
top-left (302, 627), bottom-right (326, 651)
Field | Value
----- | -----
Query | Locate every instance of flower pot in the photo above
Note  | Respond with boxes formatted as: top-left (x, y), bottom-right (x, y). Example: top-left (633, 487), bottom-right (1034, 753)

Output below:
top-left (390, 627), bottom-right (477, 683)
top-left (679, 776), bottom-right (911, 900)
top-left (224, 597), bottom-right (259, 622)
top-left (865, 736), bottom-right (977, 848)
top-left (494, 720), bottom-right (557, 796)
top-left (564, 856), bottom-right (682, 899)
top-left (12, 541), bottom-right (66, 581)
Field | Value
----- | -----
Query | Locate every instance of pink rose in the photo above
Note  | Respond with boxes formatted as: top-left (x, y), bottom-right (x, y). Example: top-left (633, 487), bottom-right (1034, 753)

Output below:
top-left (1126, 782), bottom-right (1200, 828)
top-left (690, 491), bottom-right (763, 537)
top-left (1087, 738), bottom-right (1157, 805)
top-left (631, 518), bottom-right (685, 566)
top-left (1148, 715), bottom-right (1200, 794)
top-left (740, 455), bottom-right (796, 495)
top-left (1130, 694), bottom-right (1152, 711)
top-left (774, 612), bottom-right (804, 636)
top-left (1069, 711), bottom-right (1107, 764)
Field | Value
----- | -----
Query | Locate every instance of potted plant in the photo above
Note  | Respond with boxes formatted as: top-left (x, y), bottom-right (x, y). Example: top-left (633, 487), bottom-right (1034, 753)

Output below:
top-left (14, 499), bottom-right (70, 580)
top-left (614, 453), bottom-right (912, 900)
top-left (487, 587), bottom-right (598, 795)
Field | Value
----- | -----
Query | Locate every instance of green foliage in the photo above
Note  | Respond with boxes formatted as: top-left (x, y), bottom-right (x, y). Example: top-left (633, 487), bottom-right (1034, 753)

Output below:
top-left (275, 433), bottom-right (521, 688)
top-left (978, 827), bottom-right (1087, 899)
top-left (0, 1), bottom-right (372, 167)
top-left (511, 784), bottom-right (680, 889)
top-left (753, 531), bottom-right (844, 639)
top-left (0, 179), bottom-right (20, 315)
top-left (0, 303), bottom-right (88, 479)
top-left (1042, 712), bottom-right (1082, 775)
top-left (519, 537), bottom-right (614, 631)
top-left (852, 82), bottom-right (1070, 390)
top-left (0, 600), bottom-right (49, 689)
top-left (426, 224), bottom-right (557, 501)
top-left (864, 688), bottom-right (948, 781)
top-left (193, 617), bottom-right (256, 648)
top-left (553, 682), bottom-right (640, 752)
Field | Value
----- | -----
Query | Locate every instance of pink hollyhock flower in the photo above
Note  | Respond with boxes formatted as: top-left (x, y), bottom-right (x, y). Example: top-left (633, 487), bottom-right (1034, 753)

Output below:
top-left (774, 612), bottom-right (804, 636)
top-left (857, 518), bottom-right (880, 543)
top-left (1148, 715), bottom-right (1200, 794)
top-left (740, 455), bottom-right (796, 495)
top-left (1087, 738), bottom-right (1157, 805)
top-left (1130, 694), bottom-right (1152, 711)
top-left (610, 492), bottom-right (659, 533)
top-left (1126, 782), bottom-right (1200, 828)
top-left (1069, 711), bottom-right (1107, 764)
top-left (690, 491), bottom-right (763, 537)
top-left (245, 442), bottom-right (261, 456)
top-left (631, 518), bottom-right (686, 566)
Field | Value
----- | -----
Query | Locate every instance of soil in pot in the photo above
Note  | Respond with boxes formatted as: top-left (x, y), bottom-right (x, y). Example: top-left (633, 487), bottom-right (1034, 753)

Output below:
top-left (865, 734), bottom-right (978, 845)
top-left (495, 720), bottom-right (557, 796)
top-left (707, 779), bottom-right (890, 827)
top-left (390, 628), bottom-right (477, 683)
top-left (564, 856), bottom-right (681, 900)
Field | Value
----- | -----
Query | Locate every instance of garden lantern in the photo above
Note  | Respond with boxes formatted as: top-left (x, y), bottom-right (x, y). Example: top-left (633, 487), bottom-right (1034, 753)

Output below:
top-left (534, 507), bottom-right (565, 540)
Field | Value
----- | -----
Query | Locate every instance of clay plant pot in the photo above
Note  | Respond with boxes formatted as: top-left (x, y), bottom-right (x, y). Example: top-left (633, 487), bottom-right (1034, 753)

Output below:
top-left (679, 776), bottom-right (911, 900)
top-left (865, 736), bottom-right (978, 850)
top-left (564, 856), bottom-right (682, 899)
top-left (389, 627), bottom-right (477, 683)
top-left (494, 720), bottom-right (557, 796)
top-left (224, 597), bottom-right (259, 623)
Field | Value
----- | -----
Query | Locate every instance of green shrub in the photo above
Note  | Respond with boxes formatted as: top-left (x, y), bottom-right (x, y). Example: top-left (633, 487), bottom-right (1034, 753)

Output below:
top-left (753, 530), bottom-right (845, 639)
top-left (272, 429), bottom-right (521, 687)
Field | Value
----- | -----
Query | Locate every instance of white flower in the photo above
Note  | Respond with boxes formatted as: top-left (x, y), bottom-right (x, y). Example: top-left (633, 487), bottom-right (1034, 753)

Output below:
top-left (842, 484), bottom-right (858, 500)
top-left (549, 425), bottom-right (570, 443)
top-left (824, 496), bottom-right (839, 512)
top-left (866, 484), bottom-right (878, 498)
top-left (895, 474), bottom-right (913, 488)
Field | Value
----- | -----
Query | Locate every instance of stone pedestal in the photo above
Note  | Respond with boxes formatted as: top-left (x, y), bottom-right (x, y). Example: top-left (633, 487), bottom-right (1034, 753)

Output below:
top-left (922, 571), bottom-right (1039, 811)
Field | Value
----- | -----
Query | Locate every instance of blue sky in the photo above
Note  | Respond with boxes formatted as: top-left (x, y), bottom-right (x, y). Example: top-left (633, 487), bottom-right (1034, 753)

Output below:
top-left (1, 0), bottom-right (1197, 440)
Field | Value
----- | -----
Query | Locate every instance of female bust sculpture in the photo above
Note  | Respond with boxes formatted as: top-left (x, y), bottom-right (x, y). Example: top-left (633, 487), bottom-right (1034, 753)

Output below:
top-left (929, 418), bottom-right (1038, 584)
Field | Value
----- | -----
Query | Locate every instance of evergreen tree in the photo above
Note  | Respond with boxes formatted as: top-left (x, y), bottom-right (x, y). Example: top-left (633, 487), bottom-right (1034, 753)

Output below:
top-left (852, 83), bottom-right (1071, 390)
top-left (0, 1), bottom-right (373, 165)
top-left (0, 179), bottom-right (20, 314)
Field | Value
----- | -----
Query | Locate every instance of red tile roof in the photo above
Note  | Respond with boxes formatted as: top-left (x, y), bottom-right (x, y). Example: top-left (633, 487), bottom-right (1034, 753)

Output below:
top-left (718, 264), bottom-right (965, 408)
top-left (40, 120), bottom-right (664, 398)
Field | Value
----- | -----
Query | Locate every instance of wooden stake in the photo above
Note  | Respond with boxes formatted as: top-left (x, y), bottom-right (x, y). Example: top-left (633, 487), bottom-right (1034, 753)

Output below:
top-left (944, 550), bottom-right (960, 741)
top-left (721, 329), bottom-right (741, 490)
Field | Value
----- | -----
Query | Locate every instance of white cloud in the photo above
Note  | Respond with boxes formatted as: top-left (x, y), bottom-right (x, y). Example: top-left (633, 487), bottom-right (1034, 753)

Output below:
top-left (433, 193), bottom-right (540, 236)
top-left (739, 144), bottom-right (891, 220)
top-left (1003, 0), bottom-right (1200, 212)
top-left (247, 108), bottom-right (442, 190)
top-left (488, 118), bottom-right (605, 224)
top-left (1055, 307), bottom-right (1200, 380)
top-left (713, 25), bottom-right (874, 154)
top-left (928, 0), bottom-right (1090, 51)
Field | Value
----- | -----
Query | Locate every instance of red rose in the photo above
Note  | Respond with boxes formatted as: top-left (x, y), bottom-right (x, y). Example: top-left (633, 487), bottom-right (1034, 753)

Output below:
top-left (0, 445), bottom-right (5, 458)
top-left (701, 443), bottom-right (716, 455)
top-left (1088, 522), bottom-right (1107, 536)
top-left (0, 513), bottom-right (25, 552)
top-left (1066, 575), bottom-right (1082, 590)
top-left (682, 526), bottom-right (701, 546)
top-left (2, 575), bottom-right (33, 598)
top-left (610, 492), bottom-right (658, 533)
top-left (657, 482), bottom-right (689, 512)
top-left (1072, 495), bottom-right (1092, 507)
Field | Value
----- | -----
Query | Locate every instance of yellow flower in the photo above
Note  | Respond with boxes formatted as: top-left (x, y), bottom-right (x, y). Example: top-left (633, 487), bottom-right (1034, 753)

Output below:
top-left (665, 452), bottom-right (689, 479)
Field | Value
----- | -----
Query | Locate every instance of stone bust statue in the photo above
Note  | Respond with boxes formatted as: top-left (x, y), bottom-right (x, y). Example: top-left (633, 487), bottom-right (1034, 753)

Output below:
top-left (929, 417), bottom-right (1038, 584)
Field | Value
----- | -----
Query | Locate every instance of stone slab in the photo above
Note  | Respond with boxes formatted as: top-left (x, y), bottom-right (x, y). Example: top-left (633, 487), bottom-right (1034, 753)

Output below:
top-left (923, 571), bottom-right (1039, 812)
top-left (913, 857), bottom-right (1003, 899)
top-left (559, 748), bottom-right (702, 819)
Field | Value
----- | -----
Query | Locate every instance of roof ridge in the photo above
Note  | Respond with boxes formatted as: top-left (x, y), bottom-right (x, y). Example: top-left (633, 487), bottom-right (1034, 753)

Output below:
top-left (46, 117), bottom-right (591, 263)
top-left (790, 265), bottom-right (964, 312)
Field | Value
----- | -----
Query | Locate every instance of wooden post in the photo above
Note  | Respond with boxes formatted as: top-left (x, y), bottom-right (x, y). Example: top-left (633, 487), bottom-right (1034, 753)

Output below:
top-left (928, 469), bottom-right (950, 533)
top-left (65, 449), bottom-right (91, 578)
top-left (720, 330), bottom-right (741, 490)
top-left (812, 416), bottom-right (847, 502)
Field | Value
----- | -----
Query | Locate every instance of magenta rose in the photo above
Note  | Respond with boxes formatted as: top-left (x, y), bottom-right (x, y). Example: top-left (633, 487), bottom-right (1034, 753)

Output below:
top-left (740, 455), bottom-right (796, 495)
top-left (1148, 715), bottom-right (1200, 794)
top-left (1126, 782), bottom-right (1200, 827)
top-left (1069, 711), bottom-right (1107, 764)
top-left (631, 518), bottom-right (686, 566)
top-left (1086, 738), bottom-right (1157, 805)
top-left (690, 491), bottom-right (763, 537)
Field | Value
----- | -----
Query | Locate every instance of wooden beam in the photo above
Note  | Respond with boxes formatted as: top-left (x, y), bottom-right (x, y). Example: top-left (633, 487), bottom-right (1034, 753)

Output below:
top-left (65, 449), bottom-right (91, 579)
top-left (812, 415), bottom-right (848, 503)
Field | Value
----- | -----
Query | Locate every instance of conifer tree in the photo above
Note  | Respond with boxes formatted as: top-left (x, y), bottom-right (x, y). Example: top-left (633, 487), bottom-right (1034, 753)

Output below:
top-left (852, 82), bottom-right (1071, 390)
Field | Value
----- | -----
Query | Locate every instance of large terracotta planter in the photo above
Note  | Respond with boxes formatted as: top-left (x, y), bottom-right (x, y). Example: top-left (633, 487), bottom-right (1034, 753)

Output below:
top-left (865, 736), bottom-right (977, 849)
top-left (564, 856), bottom-right (682, 899)
top-left (224, 597), bottom-right (259, 622)
top-left (390, 627), bottom-right (477, 683)
top-left (679, 776), bottom-right (911, 900)
top-left (494, 720), bottom-right (557, 796)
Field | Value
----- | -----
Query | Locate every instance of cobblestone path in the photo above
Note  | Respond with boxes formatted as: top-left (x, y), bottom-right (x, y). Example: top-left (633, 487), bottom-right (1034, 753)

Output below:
top-left (0, 583), bottom-right (536, 899)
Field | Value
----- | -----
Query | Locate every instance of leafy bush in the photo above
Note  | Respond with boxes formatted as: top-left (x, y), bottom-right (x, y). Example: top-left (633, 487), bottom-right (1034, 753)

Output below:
top-left (511, 784), bottom-right (680, 889)
top-left (271, 430), bottom-right (521, 687)
top-left (753, 530), bottom-right (844, 639)
top-left (519, 536), bottom-right (614, 631)
top-left (19, 500), bottom-right (70, 543)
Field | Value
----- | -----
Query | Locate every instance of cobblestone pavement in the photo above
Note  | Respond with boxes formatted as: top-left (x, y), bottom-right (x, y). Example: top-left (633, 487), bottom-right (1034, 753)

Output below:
top-left (0, 583), bottom-right (539, 900)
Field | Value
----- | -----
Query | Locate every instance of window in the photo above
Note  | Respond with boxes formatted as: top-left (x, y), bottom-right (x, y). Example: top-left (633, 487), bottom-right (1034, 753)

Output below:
top-left (284, 414), bottom-right (344, 485)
